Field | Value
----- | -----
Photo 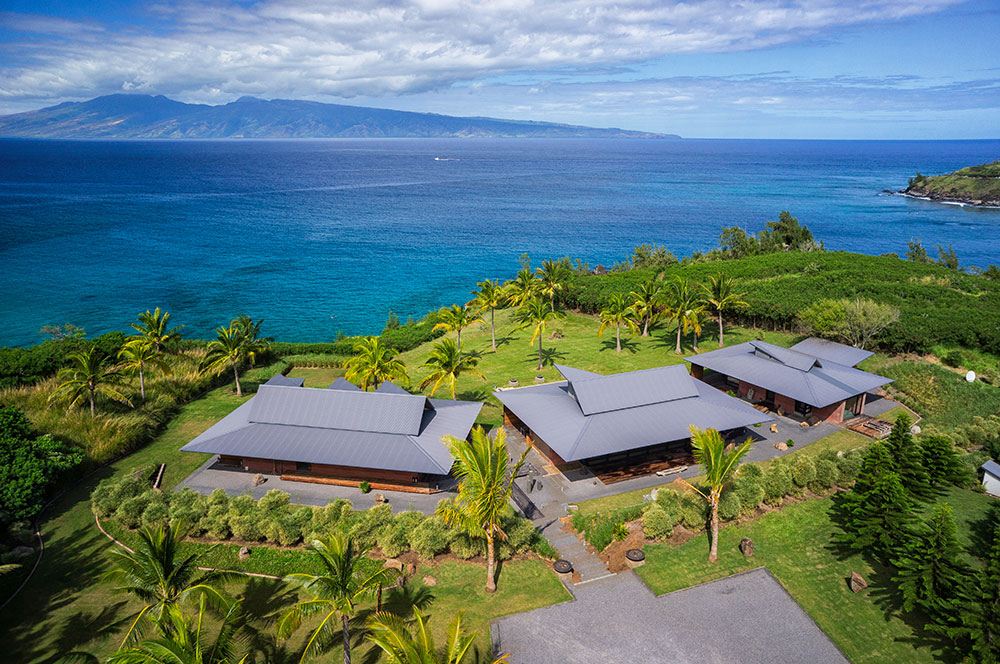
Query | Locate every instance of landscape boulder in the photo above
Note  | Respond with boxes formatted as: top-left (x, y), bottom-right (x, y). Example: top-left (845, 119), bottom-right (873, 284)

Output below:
top-left (774, 442), bottom-right (788, 451)
top-left (739, 538), bottom-right (754, 557)
top-left (383, 559), bottom-right (404, 572)
top-left (422, 575), bottom-right (437, 587)
top-left (374, 492), bottom-right (388, 505)
top-left (238, 546), bottom-right (251, 560)
top-left (770, 423), bottom-right (779, 434)
top-left (252, 473), bottom-right (265, 486)
top-left (849, 571), bottom-right (868, 593)
top-left (12, 545), bottom-right (34, 559)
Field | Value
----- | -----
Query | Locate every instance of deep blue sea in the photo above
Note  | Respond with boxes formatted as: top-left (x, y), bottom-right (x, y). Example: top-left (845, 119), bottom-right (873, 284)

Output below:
top-left (1, 138), bottom-right (998, 347)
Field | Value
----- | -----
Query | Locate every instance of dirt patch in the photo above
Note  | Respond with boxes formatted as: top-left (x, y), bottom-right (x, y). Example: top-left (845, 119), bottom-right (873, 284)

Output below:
top-left (599, 521), bottom-right (646, 573)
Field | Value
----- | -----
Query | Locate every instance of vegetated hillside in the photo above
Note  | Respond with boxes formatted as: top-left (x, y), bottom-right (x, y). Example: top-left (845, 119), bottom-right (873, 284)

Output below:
top-left (901, 160), bottom-right (1000, 206)
top-left (0, 94), bottom-right (676, 139)
top-left (565, 251), bottom-right (1000, 354)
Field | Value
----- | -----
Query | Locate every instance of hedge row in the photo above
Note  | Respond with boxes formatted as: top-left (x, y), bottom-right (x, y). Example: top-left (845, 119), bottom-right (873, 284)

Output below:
top-left (0, 331), bottom-right (127, 389)
top-left (91, 473), bottom-right (551, 561)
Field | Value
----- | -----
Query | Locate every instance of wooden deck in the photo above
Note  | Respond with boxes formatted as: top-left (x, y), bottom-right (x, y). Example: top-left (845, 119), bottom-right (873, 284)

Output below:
top-left (844, 416), bottom-right (893, 439)
top-left (587, 449), bottom-right (695, 485)
top-left (278, 473), bottom-right (442, 494)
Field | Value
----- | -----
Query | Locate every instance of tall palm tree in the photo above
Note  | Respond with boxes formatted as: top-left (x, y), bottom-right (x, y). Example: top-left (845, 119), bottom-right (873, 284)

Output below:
top-left (536, 259), bottom-right (570, 312)
top-left (503, 268), bottom-right (538, 308)
top-left (630, 276), bottom-right (663, 337)
top-left (432, 305), bottom-right (482, 354)
top-left (687, 306), bottom-right (705, 352)
top-left (420, 339), bottom-right (485, 399)
top-left (598, 294), bottom-right (638, 354)
top-left (130, 308), bottom-right (184, 353)
top-left (106, 597), bottom-right (250, 664)
top-left (118, 339), bottom-right (171, 401)
top-left (367, 608), bottom-right (508, 664)
top-left (666, 277), bottom-right (703, 354)
top-left (678, 426), bottom-right (752, 563)
top-left (437, 427), bottom-right (526, 593)
top-left (344, 336), bottom-right (408, 391)
top-left (513, 298), bottom-right (565, 371)
top-left (49, 346), bottom-right (132, 416)
top-left (702, 274), bottom-right (748, 348)
top-left (468, 279), bottom-right (507, 352)
top-left (277, 533), bottom-right (399, 664)
top-left (103, 523), bottom-right (236, 646)
top-left (199, 316), bottom-right (271, 397)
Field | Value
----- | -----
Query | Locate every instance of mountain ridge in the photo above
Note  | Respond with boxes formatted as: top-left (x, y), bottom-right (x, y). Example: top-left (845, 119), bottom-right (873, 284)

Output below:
top-left (0, 94), bottom-right (677, 139)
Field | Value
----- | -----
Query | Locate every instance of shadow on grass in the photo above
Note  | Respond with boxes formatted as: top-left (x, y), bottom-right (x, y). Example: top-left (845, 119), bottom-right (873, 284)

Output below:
top-left (528, 347), bottom-right (567, 369)
top-left (598, 337), bottom-right (640, 354)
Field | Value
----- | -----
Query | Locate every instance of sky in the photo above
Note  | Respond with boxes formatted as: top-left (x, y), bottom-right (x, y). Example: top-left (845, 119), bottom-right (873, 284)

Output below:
top-left (0, 0), bottom-right (998, 138)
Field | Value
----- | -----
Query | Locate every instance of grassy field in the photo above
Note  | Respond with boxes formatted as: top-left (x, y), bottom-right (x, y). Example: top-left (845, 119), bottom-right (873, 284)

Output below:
top-left (0, 364), bottom-right (569, 662)
top-left (636, 486), bottom-right (996, 664)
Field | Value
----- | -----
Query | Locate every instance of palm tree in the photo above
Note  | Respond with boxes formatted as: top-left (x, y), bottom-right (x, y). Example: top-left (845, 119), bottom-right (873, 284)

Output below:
top-left (513, 298), bottom-right (566, 371)
top-left (687, 306), bottom-right (705, 352)
top-left (536, 259), bottom-right (570, 312)
top-left (437, 427), bottom-right (526, 593)
top-left (503, 268), bottom-right (538, 308)
top-left (118, 339), bottom-right (171, 401)
top-left (432, 305), bottom-right (482, 354)
top-left (666, 277), bottom-right (703, 354)
top-left (420, 339), bottom-right (485, 399)
top-left (367, 608), bottom-right (508, 664)
top-left (106, 597), bottom-right (250, 664)
top-left (130, 308), bottom-right (184, 353)
top-left (103, 523), bottom-right (236, 646)
top-left (630, 277), bottom-right (663, 337)
top-left (468, 279), bottom-right (507, 352)
top-left (598, 294), bottom-right (638, 354)
top-left (49, 345), bottom-right (132, 416)
top-left (702, 274), bottom-right (748, 347)
top-left (277, 533), bottom-right (399, 664)
top-left (344, 336), bottom-right (408, 391)
top-left (199, 316), bottom-right (271, 397)
top-left (677, 426), bottom-right (752, 563)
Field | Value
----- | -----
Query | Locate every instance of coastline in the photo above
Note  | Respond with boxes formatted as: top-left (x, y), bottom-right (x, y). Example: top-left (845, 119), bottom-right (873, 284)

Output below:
top-left (887, 189), bottom-right (1000, 209)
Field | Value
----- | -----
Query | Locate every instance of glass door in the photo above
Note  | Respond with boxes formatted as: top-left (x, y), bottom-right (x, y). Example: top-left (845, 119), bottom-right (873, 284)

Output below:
top-left (844, 395), bottom-right (860, 419)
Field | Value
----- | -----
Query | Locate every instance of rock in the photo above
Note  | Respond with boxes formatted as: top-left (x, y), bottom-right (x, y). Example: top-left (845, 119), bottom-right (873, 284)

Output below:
top-left (252, 473), bottom-right (266, 486)
top-left (910, 425), bottom-right (921, 436)
top-left (238, 546), bottom-right (251, 560)
top-left (850, 571), bottom-right (868, 593)
top-left (374, 492), bottom-right (388, 505)
top-left (770, 423), bottom-right (779, 434)
top-left (383, 559), bottom-right (404, 572)
top-left (649, 488), bottom-right (659, 501)
top-left (774, 442), bottom-right (788, 451)
top-left (12, 545), bottom-right (34, 558)
top-left (776, 408), bottom-right (784, 417)
top-left (422, 575), bottom-right (437, 586)
top-left (724, 442), bottom-right (735, 453)
top-left (800, 421), bottom-right (809, 428)
top-left (404, 563), bottom-right (417, 576)
top-left (739, 538), bottom-right (754, 557)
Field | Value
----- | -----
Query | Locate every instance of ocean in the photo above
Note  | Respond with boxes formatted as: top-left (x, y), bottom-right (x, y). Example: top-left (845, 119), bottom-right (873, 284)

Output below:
top-left (1, 138), bottom-right (998, 347)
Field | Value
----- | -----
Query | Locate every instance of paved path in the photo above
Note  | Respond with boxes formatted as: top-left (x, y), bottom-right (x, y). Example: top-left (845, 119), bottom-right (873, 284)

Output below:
top-left (492, 568), bottom-right (849, 664)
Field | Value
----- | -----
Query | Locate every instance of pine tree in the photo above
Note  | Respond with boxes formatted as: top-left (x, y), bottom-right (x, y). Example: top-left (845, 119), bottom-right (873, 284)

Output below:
top-left (884, 413), bottom-right (933, 501)
top-left (920, 435), bottom-right (969, 490)
top-left (840, 441), bottom-right (913, 560)
top-left (891, 504), bottom-right (971, 627)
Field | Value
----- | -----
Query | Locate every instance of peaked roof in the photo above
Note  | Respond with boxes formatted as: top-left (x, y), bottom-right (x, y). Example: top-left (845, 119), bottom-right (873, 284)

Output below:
top-left (181, 375), bottom-right (482, 474)
top-left (265, 373), bottom-right (305, 388)
top-left (983, 459), bottom-right (1000, 478)
top-left (686, 340), bottom-right (891, 409)
top-left (494, 364), bottom-right (771, 462)
top-left (327, 377), bottom-right (360, 391)
top-left (789, 337), bottom-right (874, 367)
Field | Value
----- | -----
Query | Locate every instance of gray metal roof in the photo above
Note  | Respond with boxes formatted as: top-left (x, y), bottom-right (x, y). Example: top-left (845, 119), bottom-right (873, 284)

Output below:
top-left (328, 377), bottom-right (360, 391)
top-left (376, 381), bottom-right (411, 395)
top-left (494, 364), bottom-right (771, 462)
top-left (686, 341), bottom-right (891, 409)
top-left (982, 459), bottom-right (1000, 478)
top-left (556, 364), bottom-right (699, 415)
top-left (790, 337), bottom-right (874, 367)
top-left (181, 385), bottom-right (482, 474)
top-left (265, 373), bottom-right (306, 388)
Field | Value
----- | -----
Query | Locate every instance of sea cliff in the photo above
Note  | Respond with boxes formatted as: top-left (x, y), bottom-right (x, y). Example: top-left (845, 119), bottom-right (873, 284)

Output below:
top-left (895, 160), bottom-right (1000, 207)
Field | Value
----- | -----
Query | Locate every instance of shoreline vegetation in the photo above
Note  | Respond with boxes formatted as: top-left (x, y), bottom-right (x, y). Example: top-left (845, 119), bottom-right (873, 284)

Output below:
top-left (2, 211), bottom-right (1000, 662)
top-left (891, 159), bottom-right (1000, 207)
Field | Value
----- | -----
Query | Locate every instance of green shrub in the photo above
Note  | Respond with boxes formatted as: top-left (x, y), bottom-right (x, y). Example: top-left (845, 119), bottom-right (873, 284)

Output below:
top-left (498, 516), bottom-right (537, 560)
top-left (735, 477), bottom-right (764, 516)
top-left (643, 504), bottom-right (674, 540)
top-left (680, 494), bottom-right (707, 530)
top-left (200, 489), bottom-right (231, 540)
top-left (228, 495), bottom-right (262, 541)
top-left (811, 459), bottom-right (839, 493)
top-left (943, 350), bottom-right (966, 368)
top-left (275, 507), bottom-right (313, 547)
top-left (738, 463), bottom-right (764, 481)
top-left (612, 523), bottom-right (629, 541)
top-left (308, 499), bottom-right (354, 540)
top-left (791, 456), bottom-right (817, 489)
top-left (654, 490), bottom-right (683, 526)
top-left (359, 481), bottom-right (371, 494)
top-left (378, 511), bottom-right (425, 558)
top-left (169, 489), bottom-right (207, 533)
top-left (91, 474), bottom-right (148, 518)
top-left (718, 492), bottom-right (742, 522)
top-left (449, 532), bottom-right (486, 559)
top-left (409, 516), bottom-right (451, 559)
top-left (763, 463), bottom-right (792, 506)
top-left (258, 489), bottom-right (290, 515)
top-left (837, 450), bottom-right (863, 482)
top-left (347, 504), bottom-right (392, 549)
top-left (115, 492), bottom-right (154, 529)
top-left (141, 499), bottom-right (171, 530)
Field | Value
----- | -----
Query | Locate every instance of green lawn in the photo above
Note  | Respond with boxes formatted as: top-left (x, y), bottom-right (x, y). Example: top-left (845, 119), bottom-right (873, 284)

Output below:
top-left (287, 366), bottom-right (347, 388)
top-left (636, 486), bottom-right (996, 664)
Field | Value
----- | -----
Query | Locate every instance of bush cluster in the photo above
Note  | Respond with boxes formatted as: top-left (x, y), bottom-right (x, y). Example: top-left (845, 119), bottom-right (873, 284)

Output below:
top-left (571, 504), bottom-right (644, 552)
top-left (0, 331), bottom-right (127, 389)
top-left (91, 478), bottom-right (545, 562)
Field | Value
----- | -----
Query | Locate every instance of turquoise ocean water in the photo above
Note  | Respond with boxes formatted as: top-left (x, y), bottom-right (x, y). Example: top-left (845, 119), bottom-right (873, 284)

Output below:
top-left (1, 138), bottom-right (998, 347)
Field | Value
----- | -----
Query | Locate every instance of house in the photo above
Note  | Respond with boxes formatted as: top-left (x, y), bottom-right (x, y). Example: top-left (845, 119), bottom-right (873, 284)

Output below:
top-left (686, 338), bottom-right (892, 424)
top-left (982, 460), bottom-right (1000, 498)
top-left (493, 364), bottom-right (771, 478)
top-left (180, 374), bottom-right (482, 492)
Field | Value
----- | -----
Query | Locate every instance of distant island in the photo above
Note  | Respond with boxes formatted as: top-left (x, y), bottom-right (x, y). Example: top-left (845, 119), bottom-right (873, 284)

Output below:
top-left (893, 160), bottom-right (1000, 207)
top-left (0, 94), bottom-right (677, 139)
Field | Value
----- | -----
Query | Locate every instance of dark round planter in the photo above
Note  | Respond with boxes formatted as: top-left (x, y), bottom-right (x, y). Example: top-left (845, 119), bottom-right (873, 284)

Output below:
top-left (534, 375), bottom-right (545, 383)
top-left (625, 549), bottom-right (645, 562)
top-left (553, 559), bottom-right (573, 574)
top-left (508, 378), bottom-right (519, 387)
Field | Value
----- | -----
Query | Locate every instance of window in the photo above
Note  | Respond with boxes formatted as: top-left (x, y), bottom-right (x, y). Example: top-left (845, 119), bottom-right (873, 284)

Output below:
top-left (795, 401), bottom-right (812, 415)
top-left (725, 375), bottom-right (740, 389)
top-left (296, 461), bottom-right (312, 472)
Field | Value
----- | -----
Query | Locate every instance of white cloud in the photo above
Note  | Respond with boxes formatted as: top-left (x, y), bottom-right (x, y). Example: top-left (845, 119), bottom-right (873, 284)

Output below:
top-left (0, 0), bottom-right (968, 110)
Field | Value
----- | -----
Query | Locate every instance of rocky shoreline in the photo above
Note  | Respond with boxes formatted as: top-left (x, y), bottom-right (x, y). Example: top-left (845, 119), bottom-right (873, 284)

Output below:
top-left (884, 187), bottom-right (1000, 208)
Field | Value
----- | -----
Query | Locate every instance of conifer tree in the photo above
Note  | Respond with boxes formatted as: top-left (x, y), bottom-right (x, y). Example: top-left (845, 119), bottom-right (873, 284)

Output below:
top-left (891, 504), bottom-right (971, 628)
top-left (919, 435), bottom-right (969, 490)
top-left (840, 441), bottom-right (913, 560)
top-left (884, 413), bottom-right (933, 501)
